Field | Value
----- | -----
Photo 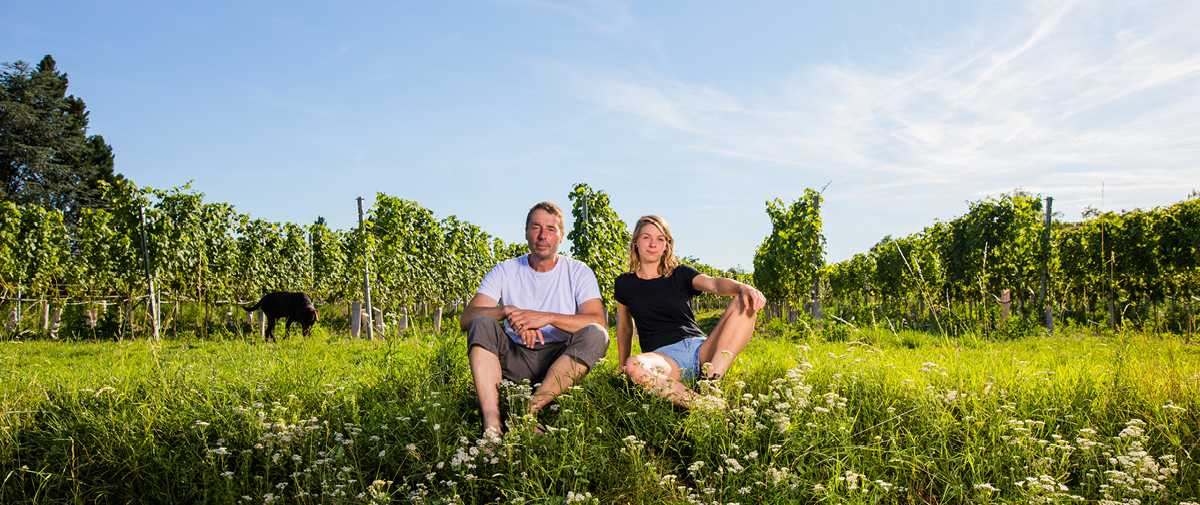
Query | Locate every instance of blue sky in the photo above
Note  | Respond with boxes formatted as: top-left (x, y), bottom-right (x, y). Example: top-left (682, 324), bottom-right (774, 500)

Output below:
top-left (5, 0), bottom-right (1199, 270)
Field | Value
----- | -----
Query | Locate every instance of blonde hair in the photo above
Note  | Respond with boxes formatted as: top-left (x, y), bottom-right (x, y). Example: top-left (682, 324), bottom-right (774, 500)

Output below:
top-left (628, 215), bottom-right (678, 277)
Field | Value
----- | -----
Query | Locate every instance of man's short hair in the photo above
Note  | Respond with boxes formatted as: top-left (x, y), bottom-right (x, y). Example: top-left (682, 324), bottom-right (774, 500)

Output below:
top-left (525, 201), bottom-right (565, 231)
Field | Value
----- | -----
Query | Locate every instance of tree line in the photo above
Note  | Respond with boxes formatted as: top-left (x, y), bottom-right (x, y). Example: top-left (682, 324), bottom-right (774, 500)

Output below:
top-left (5, 178), bottom-right (1196, 340)
top-left (0, 179), bottom-right (540, 339)
top-left (0, 56), bottom-right (641, 339)
top-left (0, 178), bottom-right (773, 340)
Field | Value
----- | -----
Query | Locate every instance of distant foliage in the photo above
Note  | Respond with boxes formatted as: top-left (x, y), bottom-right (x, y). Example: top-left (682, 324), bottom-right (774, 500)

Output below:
top-left (943, 193), bottom-right (1046, 302)
top-left (1053, 197), bottom-right (1200, 307)
top-left (0, 201), bottom-right (68, 300)
top-left (308, 221), bottom-right (346, 304)
top-left (0, 182), bottom-right (530, 338)
top-left (822, 190), bottom-right (1200, 332)
top-left (492, 239), bottom-right (527, 263)
top-left (678, 255), bottom-right (752, 309)
top-left (372, 194), bottom-right (441, 310)
top-left (435, 214), bottom-right (496, 308)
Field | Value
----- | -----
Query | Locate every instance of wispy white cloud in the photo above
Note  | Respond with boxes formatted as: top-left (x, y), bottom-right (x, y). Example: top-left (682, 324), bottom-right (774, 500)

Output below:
top-left (569, 0), bottom-right (1200, 213)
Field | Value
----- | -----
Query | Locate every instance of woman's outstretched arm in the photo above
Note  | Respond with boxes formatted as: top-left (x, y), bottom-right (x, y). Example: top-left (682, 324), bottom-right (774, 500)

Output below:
top-left (691, 274), bottom-right (767, 314)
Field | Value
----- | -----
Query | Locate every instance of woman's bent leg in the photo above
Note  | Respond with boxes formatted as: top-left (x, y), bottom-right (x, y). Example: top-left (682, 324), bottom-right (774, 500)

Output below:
top-left (624, 353), bottom-right (694, 408)
top-left (698, 295), bottom-right (758, 379)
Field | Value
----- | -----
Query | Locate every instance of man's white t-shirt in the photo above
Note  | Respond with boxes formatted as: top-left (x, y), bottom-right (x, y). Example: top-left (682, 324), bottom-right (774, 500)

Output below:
top-left (476, 254), bottom-right (602, 343)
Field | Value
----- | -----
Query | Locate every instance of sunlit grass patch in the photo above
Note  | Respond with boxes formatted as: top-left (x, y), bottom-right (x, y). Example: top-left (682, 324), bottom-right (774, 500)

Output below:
top-left (0, 322), bottom-right (1197, 503)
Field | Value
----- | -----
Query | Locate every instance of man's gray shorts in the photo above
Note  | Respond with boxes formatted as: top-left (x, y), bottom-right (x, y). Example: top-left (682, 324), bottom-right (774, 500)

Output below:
top-left (467, 316), bottom-right (609, 384)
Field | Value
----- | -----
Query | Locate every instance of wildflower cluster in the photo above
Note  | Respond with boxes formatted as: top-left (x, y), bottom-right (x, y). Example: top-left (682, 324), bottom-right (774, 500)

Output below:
top-left (985, 411), bottom-right (1183, 502)
top-left (189, 391), bottom-right (407, 504)
top-left (1092, 419), bottom-right (1181, 504)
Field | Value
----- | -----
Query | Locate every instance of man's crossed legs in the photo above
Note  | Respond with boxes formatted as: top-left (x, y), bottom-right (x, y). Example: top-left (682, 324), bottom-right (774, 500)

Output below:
top-left (466, 315), bottom-right (609, 437)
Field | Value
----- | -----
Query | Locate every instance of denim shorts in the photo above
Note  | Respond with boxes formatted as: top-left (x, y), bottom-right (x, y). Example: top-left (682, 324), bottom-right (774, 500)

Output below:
top-left (653, 337), bottom-right (707, 382)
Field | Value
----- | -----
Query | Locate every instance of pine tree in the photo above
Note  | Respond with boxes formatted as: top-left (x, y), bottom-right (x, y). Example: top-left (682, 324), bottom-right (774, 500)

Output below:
top-left (1, 55), bottom-right (120, 228)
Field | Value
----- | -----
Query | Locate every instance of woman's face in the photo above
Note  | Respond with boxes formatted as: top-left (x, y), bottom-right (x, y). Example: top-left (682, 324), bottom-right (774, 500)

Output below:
top-left (636, 224), bottom-right (668, 265)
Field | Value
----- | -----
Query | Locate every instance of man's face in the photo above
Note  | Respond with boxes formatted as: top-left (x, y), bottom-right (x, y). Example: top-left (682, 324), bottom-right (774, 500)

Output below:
top-left (525, 209), bottom-right (563, 261)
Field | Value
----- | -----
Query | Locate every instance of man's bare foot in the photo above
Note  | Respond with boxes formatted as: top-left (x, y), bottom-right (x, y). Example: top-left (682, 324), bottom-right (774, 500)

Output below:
top-left (480, 427), bottom-right (503, 455)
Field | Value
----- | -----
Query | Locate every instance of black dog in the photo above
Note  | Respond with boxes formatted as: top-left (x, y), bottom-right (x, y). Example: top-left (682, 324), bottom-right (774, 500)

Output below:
top-left (243, 292), bottom-right (319, 342)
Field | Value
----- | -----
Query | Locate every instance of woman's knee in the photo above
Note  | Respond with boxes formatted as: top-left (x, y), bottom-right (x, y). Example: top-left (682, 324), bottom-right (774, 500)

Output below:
top-left (625, 355), bottom-right (659, 383)
top-left (724, 295), bottom-right (758, 322)
top-left (726, 295), bottom-right (748, 312)
top-left (623, 356), bottom-right (642, 378)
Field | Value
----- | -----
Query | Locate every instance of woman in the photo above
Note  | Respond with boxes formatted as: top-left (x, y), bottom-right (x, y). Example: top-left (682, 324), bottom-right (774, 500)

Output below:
top-left (614, 215), bottom-right (766, 408)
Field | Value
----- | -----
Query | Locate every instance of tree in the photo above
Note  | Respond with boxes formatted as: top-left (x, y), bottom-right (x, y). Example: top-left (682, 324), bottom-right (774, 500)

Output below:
top-left (1, 55), bottom-right (119, 227)
top-left (753, 189), bottom-right (825, 307)
top-left (567, 183), bottom-right (629, 311)
top-left (825, 252), bottom-right (874, 308)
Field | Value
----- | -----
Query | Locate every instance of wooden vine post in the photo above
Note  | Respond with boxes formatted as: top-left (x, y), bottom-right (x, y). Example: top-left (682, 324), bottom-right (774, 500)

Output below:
top-left (357, 197), bottom-right (374, 340)
top-left (810, 192), bottom-right (822, 323)
top-left (139, 205), bottom-right (160, 340)
top-left (12, 285), bottom-right (20, 332)
top-left (1039, 196), bottom-right (1054, 331)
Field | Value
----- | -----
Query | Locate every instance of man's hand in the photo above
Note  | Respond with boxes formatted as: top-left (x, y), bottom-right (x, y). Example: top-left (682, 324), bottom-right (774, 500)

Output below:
top-left (516, 328), bottom-right (544, 348)
top-left (508, 309), bottom-right (554, 348)
top-left (461, 294), bottom-right (516, 331)
top-left (507, 308), bottom-right (553, 333)
top-left (507, 309), bottom-right (555, 347)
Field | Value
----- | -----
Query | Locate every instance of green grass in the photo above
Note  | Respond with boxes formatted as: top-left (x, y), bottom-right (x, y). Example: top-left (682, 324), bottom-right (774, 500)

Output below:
top-left (1, 315), bottom-right (1198, 504)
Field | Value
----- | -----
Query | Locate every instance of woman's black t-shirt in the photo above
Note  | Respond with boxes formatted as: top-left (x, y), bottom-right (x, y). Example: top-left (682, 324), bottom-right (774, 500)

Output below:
top-left (614, 264), bottom-right (705, 353)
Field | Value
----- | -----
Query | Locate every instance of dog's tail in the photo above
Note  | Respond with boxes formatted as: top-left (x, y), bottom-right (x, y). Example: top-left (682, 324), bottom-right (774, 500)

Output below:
top-left (243, 300), bottom-right (261, 312)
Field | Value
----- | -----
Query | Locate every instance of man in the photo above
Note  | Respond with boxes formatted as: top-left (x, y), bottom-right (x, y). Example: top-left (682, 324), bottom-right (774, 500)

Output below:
top-left (460, 201), bottom-right (609, 439)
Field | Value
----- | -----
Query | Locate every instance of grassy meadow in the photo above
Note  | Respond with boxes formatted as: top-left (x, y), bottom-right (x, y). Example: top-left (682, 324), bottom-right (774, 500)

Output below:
top-left (1, 314), bottom-right (1198, 504)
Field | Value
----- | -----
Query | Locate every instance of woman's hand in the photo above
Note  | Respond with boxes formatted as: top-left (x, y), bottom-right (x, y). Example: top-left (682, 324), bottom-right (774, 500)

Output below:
top-left (738, 285), bottom-right (766, 314)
